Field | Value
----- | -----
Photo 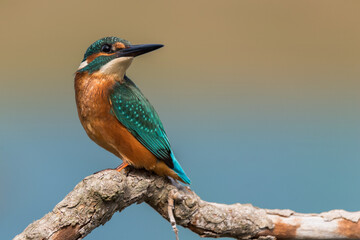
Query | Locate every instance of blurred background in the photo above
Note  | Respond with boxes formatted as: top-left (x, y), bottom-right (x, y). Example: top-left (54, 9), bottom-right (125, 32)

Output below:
top-left (1, 0), bottom-right (360, 239)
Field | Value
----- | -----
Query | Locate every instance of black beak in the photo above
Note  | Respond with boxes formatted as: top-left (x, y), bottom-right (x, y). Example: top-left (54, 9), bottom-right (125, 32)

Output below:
top-left (117, 44), bottom-right (164, 58)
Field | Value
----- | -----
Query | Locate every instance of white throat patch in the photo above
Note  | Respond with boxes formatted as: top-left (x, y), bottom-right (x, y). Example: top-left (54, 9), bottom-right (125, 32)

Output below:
top-left (99, 57), bottom-right (133, 78)
top-left (78, 60), bottom-right (88, 70)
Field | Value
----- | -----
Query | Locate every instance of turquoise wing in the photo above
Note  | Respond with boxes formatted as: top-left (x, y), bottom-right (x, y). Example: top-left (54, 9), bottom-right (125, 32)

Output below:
top-left (109, 76), bottom-right (174, 168)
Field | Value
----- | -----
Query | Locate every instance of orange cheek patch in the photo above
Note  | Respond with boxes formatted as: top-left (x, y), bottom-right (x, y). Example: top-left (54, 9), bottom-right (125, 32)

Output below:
top-left (87, 52), bottom-right (116, 63)
top-left (114, 42), bottom-right (126, 49)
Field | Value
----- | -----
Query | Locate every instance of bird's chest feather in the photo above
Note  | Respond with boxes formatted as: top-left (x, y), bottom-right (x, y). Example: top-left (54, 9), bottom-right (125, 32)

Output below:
top-left (74, 73), bottom-right (119, 141)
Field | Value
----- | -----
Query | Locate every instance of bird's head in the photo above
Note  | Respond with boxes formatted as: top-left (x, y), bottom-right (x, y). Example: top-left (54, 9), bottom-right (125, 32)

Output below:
top-left (77, 37), bottom-right (163, 77)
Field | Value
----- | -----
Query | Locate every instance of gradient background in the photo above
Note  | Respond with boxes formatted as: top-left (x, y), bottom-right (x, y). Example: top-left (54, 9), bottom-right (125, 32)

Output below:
top-left (1, 1), bottom-right (360, 239)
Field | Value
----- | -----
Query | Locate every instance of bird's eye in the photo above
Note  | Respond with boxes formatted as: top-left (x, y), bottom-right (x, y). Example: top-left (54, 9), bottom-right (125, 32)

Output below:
top-left (101, 44), bottom-right (112, 53)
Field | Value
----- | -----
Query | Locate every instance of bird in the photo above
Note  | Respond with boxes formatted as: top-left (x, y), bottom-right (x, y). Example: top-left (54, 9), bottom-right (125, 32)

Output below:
top-left (74, 37), bottom-right (191, 184)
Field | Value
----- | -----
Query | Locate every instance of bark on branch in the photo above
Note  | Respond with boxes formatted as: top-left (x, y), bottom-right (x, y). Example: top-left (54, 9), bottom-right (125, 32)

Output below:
top-left (14, 168), bottom-right (360, 240)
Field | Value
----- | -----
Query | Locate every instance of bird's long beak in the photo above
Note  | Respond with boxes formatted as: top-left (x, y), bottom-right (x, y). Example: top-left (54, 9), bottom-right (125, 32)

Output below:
top-left (116, 44), bottom-right (164, 58)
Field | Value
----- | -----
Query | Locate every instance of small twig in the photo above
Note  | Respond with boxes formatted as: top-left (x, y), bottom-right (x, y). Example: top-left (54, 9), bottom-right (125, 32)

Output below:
top-left (168, 189), bottom-right (179, 240)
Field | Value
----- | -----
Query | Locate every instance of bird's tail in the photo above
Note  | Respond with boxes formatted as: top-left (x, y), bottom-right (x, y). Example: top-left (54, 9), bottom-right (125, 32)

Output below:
top-left (170, 152), bottom-right (191, 184)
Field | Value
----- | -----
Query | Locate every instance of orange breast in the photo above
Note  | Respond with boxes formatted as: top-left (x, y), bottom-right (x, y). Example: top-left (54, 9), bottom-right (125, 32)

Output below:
top-left (74, 72), bottom-right (180, 181)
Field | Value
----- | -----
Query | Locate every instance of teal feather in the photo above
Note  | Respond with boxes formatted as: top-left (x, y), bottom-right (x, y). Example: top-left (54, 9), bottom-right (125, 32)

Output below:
top-left (78, 37), bottom-right (131, 73)
top-left (170, 152), bottom-right (191, 184)
top-left (82, 37), bottom-right (131, 61)
top-left (109, 76), bottom-right (191, 184)
top-left (79, 55), bottom-right (116, 73)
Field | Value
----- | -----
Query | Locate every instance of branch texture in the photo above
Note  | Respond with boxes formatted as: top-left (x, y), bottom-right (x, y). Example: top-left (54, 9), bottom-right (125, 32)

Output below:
top-left (14, 168), bottom-right (360, 240)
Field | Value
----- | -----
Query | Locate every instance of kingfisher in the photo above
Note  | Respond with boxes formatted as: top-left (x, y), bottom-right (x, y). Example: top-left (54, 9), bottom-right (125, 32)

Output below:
top-left (74, 37), bottom-right (190, 184)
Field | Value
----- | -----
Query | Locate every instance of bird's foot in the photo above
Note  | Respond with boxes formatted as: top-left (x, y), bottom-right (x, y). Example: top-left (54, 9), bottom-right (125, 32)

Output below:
top-left (93, 162), bottom-right (129, 174)
top-left (115, 162), bottom-right (129, 172)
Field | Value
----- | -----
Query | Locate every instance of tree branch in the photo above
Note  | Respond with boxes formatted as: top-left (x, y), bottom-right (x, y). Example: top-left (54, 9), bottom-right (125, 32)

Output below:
top-left (14, 168), bottom-right (360, 240)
